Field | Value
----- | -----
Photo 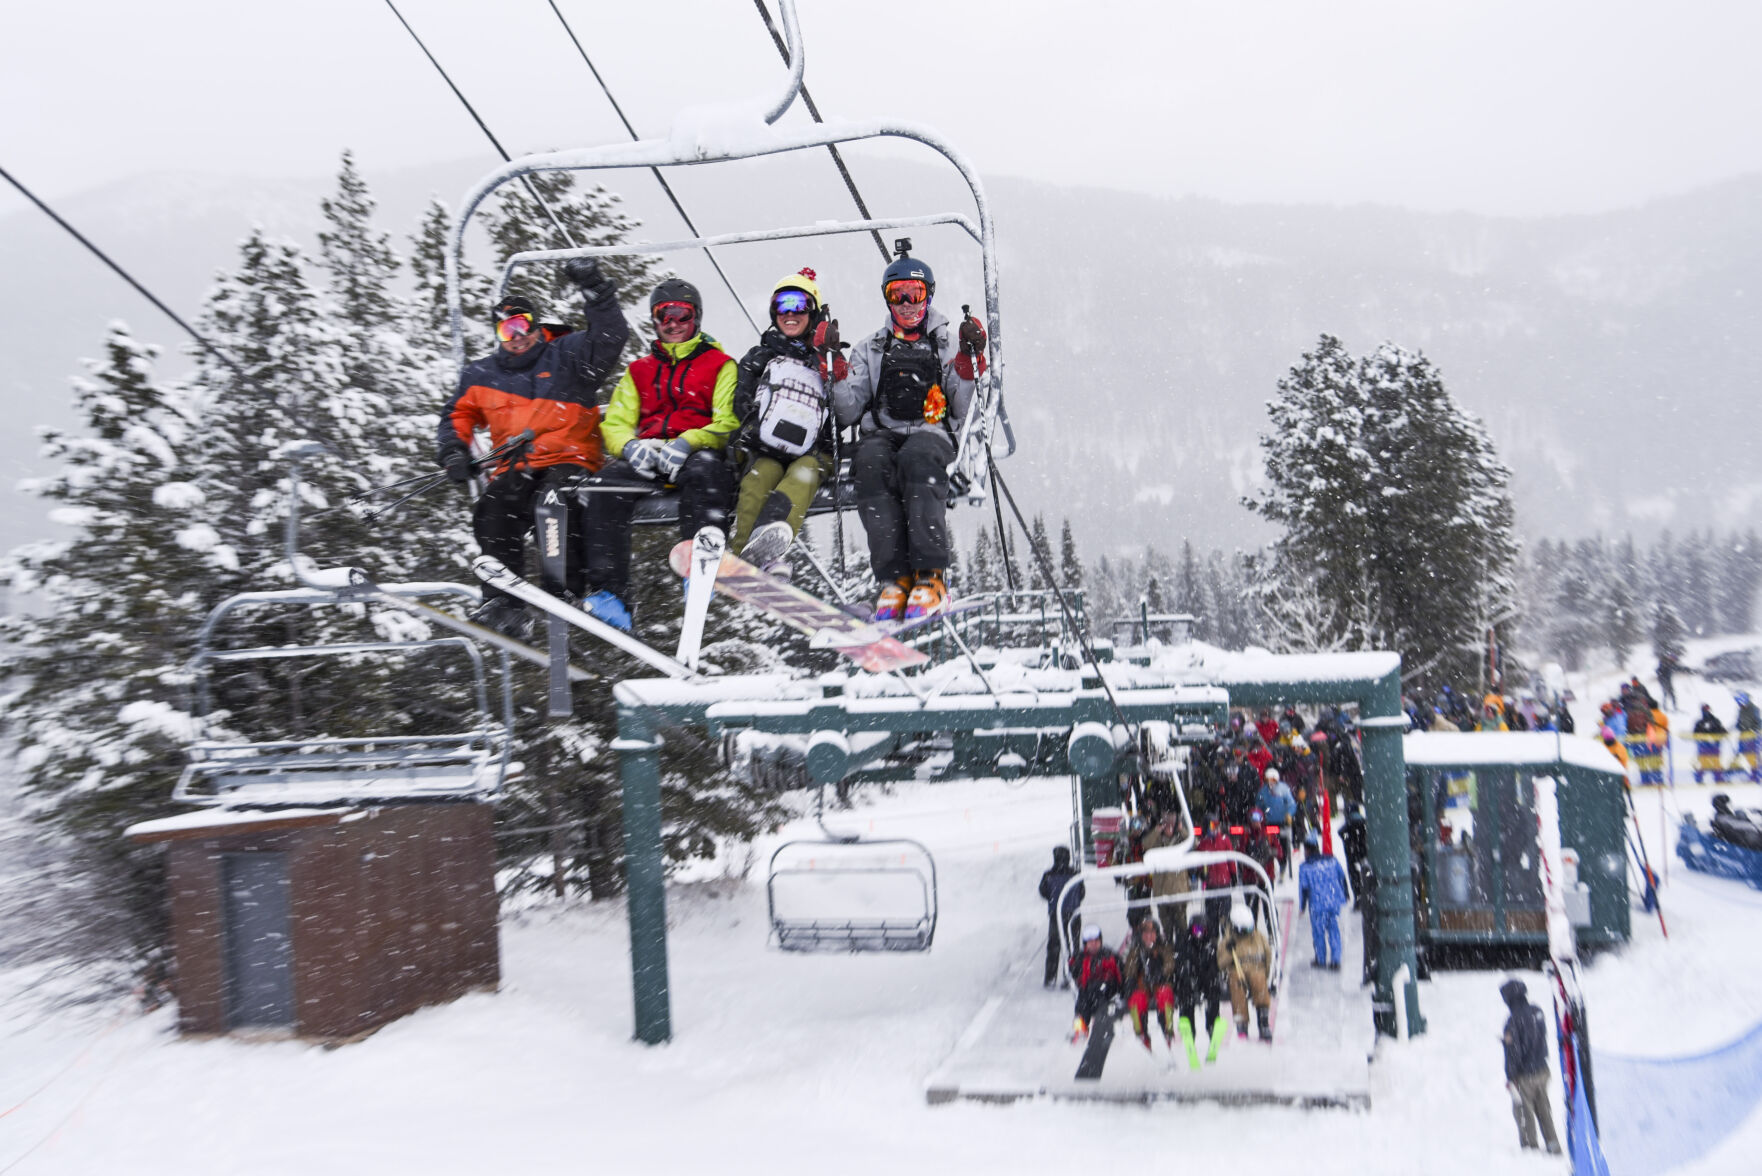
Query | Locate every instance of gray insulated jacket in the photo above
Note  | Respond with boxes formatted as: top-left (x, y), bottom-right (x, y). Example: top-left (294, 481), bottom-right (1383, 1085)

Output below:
top-left (831, 306), bottom-right (976, 438)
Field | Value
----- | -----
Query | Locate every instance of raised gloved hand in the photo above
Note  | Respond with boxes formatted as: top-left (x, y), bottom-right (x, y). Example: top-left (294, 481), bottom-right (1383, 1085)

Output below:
top-left (958, 312), bottom-right (986, 355)
top-left (623, 438), bottom-right (664, 480)
top-left (812, 318), bottom-right (840, 353)
top-left (438, 441), bottom-right (474, 484)
top-left (820, 351), bottom-right (849, 384)
top-left (655, 436), bottom-right (694, 482)
top-left (953, 311), bottom-right (988, 381)
top-left (563, 257), bottom-right (619, 307)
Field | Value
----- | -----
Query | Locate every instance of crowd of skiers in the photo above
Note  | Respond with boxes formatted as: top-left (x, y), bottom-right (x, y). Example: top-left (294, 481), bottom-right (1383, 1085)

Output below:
top-left (437, 248), bottom-right (988, 639)
top-left (1585, 679), bottom-right (1761, 785)
top-left (1038, 705), bottom-right (1368, 1057)
top-left (1408, 682), bottom-right (1576, 736)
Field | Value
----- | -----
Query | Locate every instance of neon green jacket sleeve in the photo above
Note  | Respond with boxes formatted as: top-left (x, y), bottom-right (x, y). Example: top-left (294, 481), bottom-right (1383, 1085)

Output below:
top-left (599, 367), bottom-right (640, 458)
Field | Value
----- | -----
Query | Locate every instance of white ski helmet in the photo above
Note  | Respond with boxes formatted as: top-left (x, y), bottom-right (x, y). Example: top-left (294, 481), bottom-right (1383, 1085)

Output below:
top-left (1230, 905), bottom-right (1255, 932)
top-left (1264, 767), bottom-right (1280, 783)
top-left (1081, 922), bottom-right (1103, 943)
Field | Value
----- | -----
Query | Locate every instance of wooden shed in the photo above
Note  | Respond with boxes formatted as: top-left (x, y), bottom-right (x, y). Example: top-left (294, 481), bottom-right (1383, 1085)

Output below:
top-left (127, 802), bottom-right (499, 1039)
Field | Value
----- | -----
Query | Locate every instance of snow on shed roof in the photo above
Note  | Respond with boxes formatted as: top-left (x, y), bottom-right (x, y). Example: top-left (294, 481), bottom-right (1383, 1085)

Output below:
top-left (1402, 732), bottom-right (1626, 774)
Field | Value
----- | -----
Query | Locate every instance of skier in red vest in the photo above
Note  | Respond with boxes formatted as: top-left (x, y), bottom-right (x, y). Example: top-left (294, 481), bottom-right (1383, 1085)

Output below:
top-left (580, 278), bottom-right (739, 630)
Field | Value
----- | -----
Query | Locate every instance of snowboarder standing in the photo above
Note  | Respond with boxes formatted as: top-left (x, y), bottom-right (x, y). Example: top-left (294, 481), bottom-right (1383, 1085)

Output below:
top-left (1298, 839), bottom-right (1349, 969)
top-left (728, 269), bottom-right (842, 573)
top-left (1038, 846), bottom-right (1084, 987)
top-left (1121, 918), bottom-right (1179, 1050)
top-left (1500, 979), bottom-right (1563, 1155)
top-left (1217, 905), bottom-right (1273, 1041)
top-left (1693, 704), bottom-right (1728, 784)
top-left (831, 244), bottom-right (986, 621)
top-left (580, 279), bottom-right (739, 630)
top-left (435, 260), bottom-right (628, 638)
top-left (1069, 923), bottom-right (1123, 1041)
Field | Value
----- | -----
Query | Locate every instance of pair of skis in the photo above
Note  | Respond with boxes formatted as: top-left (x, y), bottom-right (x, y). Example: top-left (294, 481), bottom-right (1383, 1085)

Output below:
top-left (1073, 1011), bottom-right (1230, 1080)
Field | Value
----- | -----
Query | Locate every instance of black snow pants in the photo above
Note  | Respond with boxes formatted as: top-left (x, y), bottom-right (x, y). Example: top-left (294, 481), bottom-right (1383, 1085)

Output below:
top-left (474, 464), bottom-right (589, 603)
top-left (1045, 910), bottom-right (1080, 985)
top-left (579, 450), bottom-right (734, 598)
top-left (851, 429), bottom-right (955, 581)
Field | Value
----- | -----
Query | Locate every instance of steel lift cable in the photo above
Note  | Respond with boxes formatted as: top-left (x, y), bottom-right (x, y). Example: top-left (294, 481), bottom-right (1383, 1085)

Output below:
top-left (546, 0), bottom-right (760, 337)
top-left (751, 0), bottom-right (891, 264)
top-left (0, 162), bottom-right (349, 460)
top-left (382, 0), bottom-right (577, 247)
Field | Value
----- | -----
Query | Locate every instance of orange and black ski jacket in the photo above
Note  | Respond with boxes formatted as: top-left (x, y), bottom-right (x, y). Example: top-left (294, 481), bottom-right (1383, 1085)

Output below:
top-left (437, 296), bottom-right (629, 476)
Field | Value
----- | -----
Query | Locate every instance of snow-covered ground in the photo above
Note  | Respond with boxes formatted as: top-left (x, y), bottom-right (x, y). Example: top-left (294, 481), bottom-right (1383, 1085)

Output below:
top-left (4, 645), bottom-right (1761, 1175)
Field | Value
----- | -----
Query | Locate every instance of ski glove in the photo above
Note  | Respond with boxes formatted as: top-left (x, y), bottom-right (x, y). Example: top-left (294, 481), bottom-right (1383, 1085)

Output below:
top-left (563, 257), bottom-right (619, 308)
top-left (655, 437), bottom-right (694, 482)
top-left (439, 442), bottom-right (474, 484)
top-left (812, 319), bottom-right (840, 352)
top-left (820, 351), bottom-right (849, 384)
top-left (623, 438), bottom-right (665, 480)
top-left (953, 314), bottom-right (988, 381)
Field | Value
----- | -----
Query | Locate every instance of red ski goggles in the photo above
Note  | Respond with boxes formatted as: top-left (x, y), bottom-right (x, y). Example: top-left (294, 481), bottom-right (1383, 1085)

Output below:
top-left (772, 289), bottom-right (813, 315)
top-left (495, 313), bottom-right (536, 342)
top-left (652, 301), bottom-right (697, 326)
top-left (884, 280), bottom-right (928, 306)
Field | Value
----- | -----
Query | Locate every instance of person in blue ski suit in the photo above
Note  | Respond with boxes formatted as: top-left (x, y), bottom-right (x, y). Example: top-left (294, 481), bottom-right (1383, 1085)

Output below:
top-left (1298, 839), bottom-right (1349, 968)
top-left (1256, 768), bottom-right (1297, 878)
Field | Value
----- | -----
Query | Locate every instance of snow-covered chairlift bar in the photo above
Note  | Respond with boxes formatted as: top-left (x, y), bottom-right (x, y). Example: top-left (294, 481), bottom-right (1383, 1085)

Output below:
top-left (445, 0), bottom-right (1012, 504)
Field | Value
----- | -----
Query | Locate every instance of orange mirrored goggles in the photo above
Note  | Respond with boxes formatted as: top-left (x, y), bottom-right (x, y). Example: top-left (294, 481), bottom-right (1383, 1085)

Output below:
top-left (653, 302), bottom-right (697, 326)
top-left (884, 280), bottom-right (928, 306)
top-left (495, 313), bottom-right (536, 342)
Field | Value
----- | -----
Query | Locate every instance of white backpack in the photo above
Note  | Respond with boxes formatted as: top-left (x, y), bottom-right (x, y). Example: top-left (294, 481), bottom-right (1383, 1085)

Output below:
top-left (752, 355), bottom-right (828, 457)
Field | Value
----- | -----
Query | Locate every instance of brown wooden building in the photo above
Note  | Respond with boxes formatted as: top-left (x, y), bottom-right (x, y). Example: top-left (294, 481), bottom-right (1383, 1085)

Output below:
top-left (127, 802), bottom-right (499, 1039)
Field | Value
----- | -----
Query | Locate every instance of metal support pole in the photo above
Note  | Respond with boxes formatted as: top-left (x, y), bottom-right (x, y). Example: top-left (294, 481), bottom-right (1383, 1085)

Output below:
top-left (615, 703), bottom-right (671, 1043)
top-left (536, 488), bottom-right (574, 719)
top-left (1361, 667), bottom-right (1425, 1036)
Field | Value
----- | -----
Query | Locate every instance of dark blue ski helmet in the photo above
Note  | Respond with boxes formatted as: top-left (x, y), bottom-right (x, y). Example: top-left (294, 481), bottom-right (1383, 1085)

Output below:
top-left (882, 255), bottom-right (934, 299)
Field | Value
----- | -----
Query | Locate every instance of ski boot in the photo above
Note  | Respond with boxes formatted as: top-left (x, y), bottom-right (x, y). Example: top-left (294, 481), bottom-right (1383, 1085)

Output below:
top-left (1236, 1020), bottom-right (1250, 1041)
top-left (1258, 1020), bottom-right (1273, 1043)
top-left (903, 570), bottom-right (948, 621)
top-left (740, 519), bottom-right (793, 570)
top-left (581, 590), bottom-right (632, 633)
top-left (468, 596), bottom-right (533, 643)
top-left (873, 575), bottom-right (914, 622)
top-left (1069, 1016), bottom-right (1088, 1044)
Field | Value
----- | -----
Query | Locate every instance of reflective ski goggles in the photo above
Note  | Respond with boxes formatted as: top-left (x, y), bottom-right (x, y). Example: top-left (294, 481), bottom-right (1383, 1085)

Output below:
top-left (653, 302), bottom-right (697, 326)
top-left (495, 313), bottom-right (536, 342)
top-left (772, 289), bottom-right (813, 315)
top-left (884, 280), bottom-right (928, 306)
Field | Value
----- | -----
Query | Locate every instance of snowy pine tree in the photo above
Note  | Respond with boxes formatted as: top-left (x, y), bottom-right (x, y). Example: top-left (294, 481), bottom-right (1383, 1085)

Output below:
top-left (1651, 598), bottom-right (1687, 666)
top-left (1716, 530), bottom-right (1761, 634)
top-left (1058, 518), bottom-right (1084, 593)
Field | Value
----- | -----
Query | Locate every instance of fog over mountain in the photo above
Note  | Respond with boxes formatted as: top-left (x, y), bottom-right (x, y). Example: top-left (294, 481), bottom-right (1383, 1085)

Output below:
top-left (3, 156), bottom-right (1756, 560)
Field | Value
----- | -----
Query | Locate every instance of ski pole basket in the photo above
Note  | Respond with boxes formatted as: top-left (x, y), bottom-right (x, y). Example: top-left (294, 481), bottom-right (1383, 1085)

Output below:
top-left (766, 835), bottom-right (939, 952)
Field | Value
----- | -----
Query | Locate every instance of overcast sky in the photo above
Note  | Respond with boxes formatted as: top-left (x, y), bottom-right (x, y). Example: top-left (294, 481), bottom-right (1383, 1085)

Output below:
top-left (3, 0), bottom-right (1759, 218)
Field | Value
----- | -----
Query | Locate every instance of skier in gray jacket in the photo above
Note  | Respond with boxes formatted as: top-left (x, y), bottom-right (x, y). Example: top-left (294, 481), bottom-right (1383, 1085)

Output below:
top-left (831, 247), bottom-right (985, 621)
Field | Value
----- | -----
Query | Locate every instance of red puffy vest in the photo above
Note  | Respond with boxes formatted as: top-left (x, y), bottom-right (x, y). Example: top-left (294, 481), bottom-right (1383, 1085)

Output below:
top-left (625, 338), bottom-right (730, 440)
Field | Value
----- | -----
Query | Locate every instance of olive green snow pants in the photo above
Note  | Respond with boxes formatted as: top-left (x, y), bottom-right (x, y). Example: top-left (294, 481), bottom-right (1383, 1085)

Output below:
top-left (731, 452), bottom-right (833, 552)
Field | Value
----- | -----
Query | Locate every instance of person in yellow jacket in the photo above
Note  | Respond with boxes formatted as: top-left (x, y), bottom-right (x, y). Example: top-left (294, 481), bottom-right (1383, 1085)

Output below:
top-left (1217, 904), bottom-right (1274, 1041)
top-left (1480, 694), bottom-right (1509, 732)
top-left (579, 278), bottom-right (738, 630)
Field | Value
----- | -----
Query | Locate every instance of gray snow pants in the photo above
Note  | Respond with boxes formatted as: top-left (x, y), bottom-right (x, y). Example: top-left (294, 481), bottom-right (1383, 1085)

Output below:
top-left (1509, 1071), bottom-right (1561, 1152)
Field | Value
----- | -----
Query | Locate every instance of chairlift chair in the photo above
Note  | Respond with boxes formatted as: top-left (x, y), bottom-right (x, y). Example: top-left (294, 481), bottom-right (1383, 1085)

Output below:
top-left (765, 781), bottom-right (938, 952)
top-left (443, 0), bottom-right (1014, 531)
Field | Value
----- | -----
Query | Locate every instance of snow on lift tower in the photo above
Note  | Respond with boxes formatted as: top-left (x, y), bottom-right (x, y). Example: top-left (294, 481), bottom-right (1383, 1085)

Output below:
top-left (441, 0), bottom-right (1014, 526)
top-left (176, 442), bottom-right (519, 808)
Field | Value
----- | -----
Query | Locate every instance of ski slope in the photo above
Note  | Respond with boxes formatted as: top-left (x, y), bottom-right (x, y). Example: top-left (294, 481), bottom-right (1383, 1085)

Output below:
top-left (4, 641), bottom-right (1762, 1173)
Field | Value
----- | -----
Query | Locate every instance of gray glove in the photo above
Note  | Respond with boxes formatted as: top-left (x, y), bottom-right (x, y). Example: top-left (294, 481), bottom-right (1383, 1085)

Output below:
top-left (655, 437), bottom-right (694, 482)
top-left (564, 257), bottom-right (618, 308)
top-left (623, 438), bottom-right (664, 480)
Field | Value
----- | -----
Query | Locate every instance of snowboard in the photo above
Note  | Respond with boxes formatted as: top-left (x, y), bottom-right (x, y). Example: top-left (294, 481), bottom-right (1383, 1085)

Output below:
top-left (472, 556), bottom-right (696, 681)
top-left (1073, 1013), bottom-right (1116, 1080)
top-left (351, 571), bottom-right (590, 683)
top-left (675, 526), bottom-right (725, 671)
top-left (666, 545), bottom-right (927, 673)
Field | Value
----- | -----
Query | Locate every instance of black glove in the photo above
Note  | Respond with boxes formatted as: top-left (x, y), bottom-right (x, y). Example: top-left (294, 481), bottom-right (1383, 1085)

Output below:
top-left (564, 257), bottom-right (619, 307)
top-left (439, 442), bottom-right (473, 484)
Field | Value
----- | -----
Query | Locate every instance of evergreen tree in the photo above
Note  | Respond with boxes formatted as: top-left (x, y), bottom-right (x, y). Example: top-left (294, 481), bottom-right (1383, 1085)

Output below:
top-left (1681, 540), bottom-right (1716, 636)
top-left (1606, 577), bottom-right (1639, 667)
top-left (1651, 598), bottom-right (1688, 666)
top-left (1549, 555), bottom-right (1600, 672)
top-left (0, 326), bottom-right (206, 957)
top-left (1716, 530), bottom-right (1761, 634)
top-left (1058, 518), bottom-right (1084, 593)
top-left (1145, 575), bottom-right (1165, 613)
top-left (409, 195), bottom-right (492, 352)
top-left (1028, 514), bottom-right (1051, 590)
top-left (967, 525), bottom-right (999, 594)
top-left (1245, 336), bottom-right (1519, 687)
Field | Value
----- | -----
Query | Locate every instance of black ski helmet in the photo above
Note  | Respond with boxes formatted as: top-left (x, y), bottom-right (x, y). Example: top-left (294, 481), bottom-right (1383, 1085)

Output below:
top-left (493, 294), bottom-right (538, 321)
top-left (881, 255), bottom-right (934, 300)
top-left (649, 277), bottom-right (702, 316)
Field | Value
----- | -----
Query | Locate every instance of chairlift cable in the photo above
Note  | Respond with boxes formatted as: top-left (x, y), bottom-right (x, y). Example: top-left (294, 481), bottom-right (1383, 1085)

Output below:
top-left (545, 0), bottom-right (761, 337)
top-left (751, 0), bottom-right (892, 263)
top-left (0, 162), bottom-right (348, 459)
top-left (382, 0), bottom-right (575, 245)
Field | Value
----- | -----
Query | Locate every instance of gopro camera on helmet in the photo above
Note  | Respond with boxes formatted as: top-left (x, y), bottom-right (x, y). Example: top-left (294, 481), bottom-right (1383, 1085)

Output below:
top-left (893, 237), bottom-right (912, 258)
